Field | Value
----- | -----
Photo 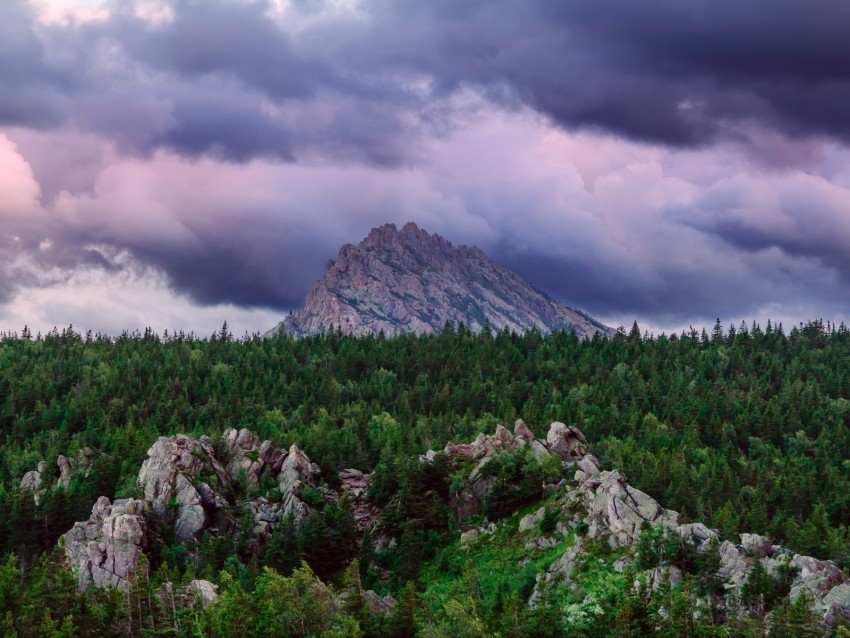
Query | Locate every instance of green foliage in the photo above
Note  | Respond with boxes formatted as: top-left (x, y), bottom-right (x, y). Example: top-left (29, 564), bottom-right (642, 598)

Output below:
top-left (481, 449), bottom-right (563, 520)
top-left (3, 321), bottom-right (850, 634)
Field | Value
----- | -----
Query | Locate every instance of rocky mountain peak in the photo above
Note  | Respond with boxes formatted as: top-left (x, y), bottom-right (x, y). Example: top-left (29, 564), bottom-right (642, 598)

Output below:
top-left (267, 222), bottom-right (612, 338)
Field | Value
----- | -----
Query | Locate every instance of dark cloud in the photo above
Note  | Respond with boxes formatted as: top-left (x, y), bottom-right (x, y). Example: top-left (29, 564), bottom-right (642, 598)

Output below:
top-left (4, 0), bottom-right (849, 164)
top-left (3, 0), bottom-right (850, 331)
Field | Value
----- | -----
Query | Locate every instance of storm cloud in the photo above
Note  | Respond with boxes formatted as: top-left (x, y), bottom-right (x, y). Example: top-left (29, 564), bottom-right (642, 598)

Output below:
top-left (2, 0), bottom-right (850, 335)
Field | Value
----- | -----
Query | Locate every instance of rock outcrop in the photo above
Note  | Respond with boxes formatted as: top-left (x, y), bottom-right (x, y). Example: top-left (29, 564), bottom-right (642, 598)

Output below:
top-left (138, 435), bottom-right (231, 543)
top-left (19, 448), bottom-right (98, 501)
top-left (55, 417), bottom-right (850, 627)
top-left (63, 497), bottom-right (148, 590)
top-left (62, 430), bottom-right (326, 592)
top-left (431, 419), bottom-right (850, 627)
top-left (266, 222), bottom-right (613, 339)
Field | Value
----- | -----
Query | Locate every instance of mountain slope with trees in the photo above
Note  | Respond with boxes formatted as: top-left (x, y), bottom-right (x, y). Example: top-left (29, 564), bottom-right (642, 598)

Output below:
top-left (2, 319), bottom-right (850, 634)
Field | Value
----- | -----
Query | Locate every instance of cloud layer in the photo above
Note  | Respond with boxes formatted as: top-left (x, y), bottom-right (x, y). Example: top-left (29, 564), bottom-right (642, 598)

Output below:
top-left (2, 0), bottom-right (850, 335)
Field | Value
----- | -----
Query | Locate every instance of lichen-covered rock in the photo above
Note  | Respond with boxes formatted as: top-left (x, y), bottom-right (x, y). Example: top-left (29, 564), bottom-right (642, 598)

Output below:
top-left (63, 496), bottom-right (147, 590)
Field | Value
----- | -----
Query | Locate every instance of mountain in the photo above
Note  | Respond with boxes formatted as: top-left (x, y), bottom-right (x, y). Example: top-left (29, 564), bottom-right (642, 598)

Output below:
top-left (266, 222), bottom-right (613, 338)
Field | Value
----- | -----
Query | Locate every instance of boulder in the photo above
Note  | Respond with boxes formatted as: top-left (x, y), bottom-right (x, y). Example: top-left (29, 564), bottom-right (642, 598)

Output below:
top-left (640, 566), bottom-right (684, 591)
top-left (513, 419), bottom-right (536, 442)
top-left (189, 579), bottom-right (219, 608)
top-left (790, 554), bottom-right (846, 600)
top-left (278, 444), bottom-right (321, 525)
top-left (222, 428), bottom-right (272, 489)
top-left (546, 422), bottom-right (587, 462)
top-left (529, 440), bottom-right (550, 461)
top-left (717, 541), bottom-right (749, 592)
top-left (138, 434), bottom-right (230, 543)
top-left (492, 424), bottom-right (516, 449)
top-left (444, 442), bottom-right (475, 459)
top-left (63, 496), bottom-right (148, 591)
top-left (676, 523), bottom-right (719, 552)
top-left (583, 470), bottom-right (678, 547)
top-left (519, 507), bottom-right (546, 533)
top-left (57, 455), bottom-right (73, 489)
top-left (740, 533), bottom-right (773, 558)
top-left (821, 583), bottom-right (850, 625)
top-left (173, 475), bottom-right (206, 542)
top-left (19, 469), bottom-right (42, 492)
top-left (471, 433), bottom-right (495, 459)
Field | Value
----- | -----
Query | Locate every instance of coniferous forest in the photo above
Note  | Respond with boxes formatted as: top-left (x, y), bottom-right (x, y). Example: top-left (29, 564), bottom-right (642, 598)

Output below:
top-left (2, 319), bottom-right (850, 636)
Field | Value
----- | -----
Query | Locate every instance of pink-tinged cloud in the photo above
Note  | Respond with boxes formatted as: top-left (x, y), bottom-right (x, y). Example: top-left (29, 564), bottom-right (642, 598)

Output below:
top-left (2, 0), bottom-right (850, 335)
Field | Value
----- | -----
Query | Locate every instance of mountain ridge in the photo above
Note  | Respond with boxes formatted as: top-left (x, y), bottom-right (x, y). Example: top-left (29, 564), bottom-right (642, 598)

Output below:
top-left (40, 419), bottom-right (850, 629)
top-left (267, 222), bottom-right (613, 338)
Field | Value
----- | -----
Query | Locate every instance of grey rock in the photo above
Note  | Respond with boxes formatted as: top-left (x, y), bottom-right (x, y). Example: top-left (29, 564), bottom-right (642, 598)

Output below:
top-left (529, 539), bottom-right (583, 608)
top-left (519, 507), bottom-right (546, 533)
top-left (790, 554), bottom-right (846, 600)
top-left (189, 580), bottom-right (219, 608)
top-left (529, 440), bottom-right (550, 460)
top-left (493, 424), bottom-right (516, 450)
top-left (472, 433), bottom-right (495, 459)
top-left (173, 475), bottom-right (205, 542)
top-left (514, 419), bottom-right (536, 442)
top-left (718, 541), bottom-right (749, 592)
top-left (363, 590), bottom-right (398, 615)
top-left (20, 469), bottom-right (42, 492)
top-left (546, 422), bottom-right (588, 462)
top-left (57, 455), bottom-right (73, 489)
top-left (266, 223), bottom-right (613, 339)
top-left (676, 523), bottom-right (719, 552)
top-left (63, 497), bottom-right (148, 591)
top-left (537, 537), bottom-right (558, 550)
top-left (583, 470), bottom-right (678, 547)
top-left (278, 444), bottom-right (321, 525)
top-left (137, 434), bottom-right (231, 543)
top-left (821, 583), bottom-right (850, 625)
top-left (639, 566), bottom-right (684, 591)
top-left (444, 441), bottom-right (475, 459)
top-left (740, 533), bottom-right (773, 558)
top-left (222, 428), bottom-right (275, 489)
top-left (460, 529), bottom-right (480, 545)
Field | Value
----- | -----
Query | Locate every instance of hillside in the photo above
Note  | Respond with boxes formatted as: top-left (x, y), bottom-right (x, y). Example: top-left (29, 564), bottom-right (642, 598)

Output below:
top-left (2, 321), bottom-right (850, 635)
top-left (11, 419), bottom-right (850, 636)
top-left (267, 222), bottom-right (612, 338)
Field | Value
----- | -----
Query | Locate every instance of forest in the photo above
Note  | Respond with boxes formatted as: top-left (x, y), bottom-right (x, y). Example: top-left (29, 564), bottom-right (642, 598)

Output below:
top-left (1, 319), bottom-right (850, 636)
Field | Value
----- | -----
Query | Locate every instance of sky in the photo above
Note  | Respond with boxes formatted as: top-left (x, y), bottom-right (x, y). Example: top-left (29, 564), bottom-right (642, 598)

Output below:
top-left (2, 0), bottom-right (850, 337)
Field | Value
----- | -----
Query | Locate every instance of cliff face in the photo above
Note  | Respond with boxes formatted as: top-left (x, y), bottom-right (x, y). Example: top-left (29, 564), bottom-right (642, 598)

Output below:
top-left (267, 222), bottom-right (612, 338)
